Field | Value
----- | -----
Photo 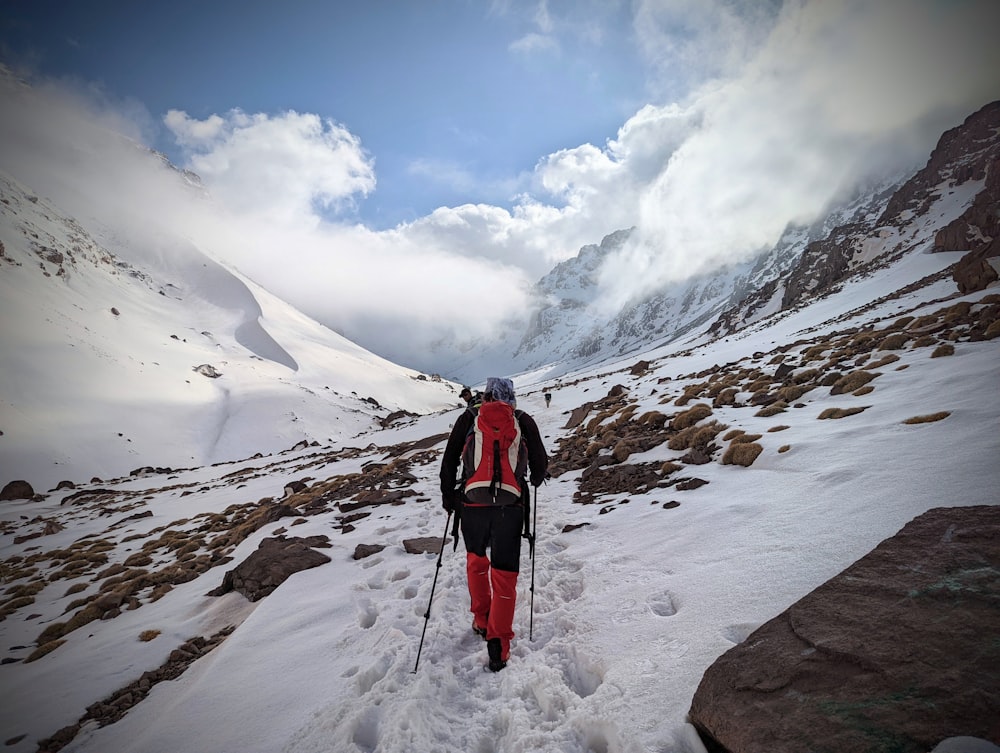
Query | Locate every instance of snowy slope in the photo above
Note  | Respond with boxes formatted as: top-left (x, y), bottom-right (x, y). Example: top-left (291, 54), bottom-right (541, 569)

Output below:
top-left (0, 220), bottom-right (997, 752)
top-left (0, 170), bottom-right (460, 491)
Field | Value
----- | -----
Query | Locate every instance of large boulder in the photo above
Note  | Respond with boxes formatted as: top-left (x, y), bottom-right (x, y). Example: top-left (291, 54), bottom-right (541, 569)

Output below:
top-left (0, 480), bottom-right (35, 500)
top-left (689, 505), bottom-right (1000, 753)
top-left (209, 535), bottom-right (331, 602)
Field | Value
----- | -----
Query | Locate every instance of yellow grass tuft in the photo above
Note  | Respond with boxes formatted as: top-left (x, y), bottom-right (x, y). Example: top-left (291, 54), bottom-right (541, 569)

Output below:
top-left (903, 412), bottom-right (951, 425)
top-left (139, 629), bottom-right (161, 642)
top-left (818, 406), bottom-right (868, 419)
top-left (722, 442), bottom-right (763, 467)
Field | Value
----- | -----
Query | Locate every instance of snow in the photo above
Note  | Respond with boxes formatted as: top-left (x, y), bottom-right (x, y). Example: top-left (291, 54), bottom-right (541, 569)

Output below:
top-left (1, 220), bottom-right (997, 752)
top-left (1, 116), bottom-right (999, 753)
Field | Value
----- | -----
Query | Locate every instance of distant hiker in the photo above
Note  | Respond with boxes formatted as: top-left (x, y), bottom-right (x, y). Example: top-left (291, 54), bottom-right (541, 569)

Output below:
top-left (440, 376), bottom-right (548, 672)
top-left (544, 391), bottom-right (552, 408)
top-left (459, 386), bottom-right (473, 405)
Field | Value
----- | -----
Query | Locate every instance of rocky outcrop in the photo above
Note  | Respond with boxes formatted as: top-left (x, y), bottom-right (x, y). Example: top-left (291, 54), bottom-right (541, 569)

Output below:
top-left (209, 535), bottom-right (332, 601)
top-left (689, 505), bottom-right (1000, 753)
top-left (0, 480), bottom-right (34, 500)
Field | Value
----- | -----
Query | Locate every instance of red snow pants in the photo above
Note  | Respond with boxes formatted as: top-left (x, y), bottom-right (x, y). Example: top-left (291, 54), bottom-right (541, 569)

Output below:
top-left (461, 504), bottom-right (522, 660)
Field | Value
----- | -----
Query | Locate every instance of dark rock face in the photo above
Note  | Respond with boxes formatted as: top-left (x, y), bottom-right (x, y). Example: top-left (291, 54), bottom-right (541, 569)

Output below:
top-left (209, 535), bottom-right (332, 602)
top-left (689, 505), bottom-right (1000, 753)
top-left (0, 480), bottom-right (34, 500)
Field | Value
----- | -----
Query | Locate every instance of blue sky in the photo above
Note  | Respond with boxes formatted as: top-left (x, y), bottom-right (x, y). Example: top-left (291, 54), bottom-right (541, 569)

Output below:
top-left (1, 0), bottom-right (649, 228)
top-left (2, 1), bottom-right (999, 373)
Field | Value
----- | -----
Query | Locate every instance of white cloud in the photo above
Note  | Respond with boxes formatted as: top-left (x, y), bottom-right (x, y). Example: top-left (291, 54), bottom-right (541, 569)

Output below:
top-left (163, 109), bottom-right (376, 227)
top-left (3, 0), bottom-right (998, 374)
top-left (592, 0), bottom-right (1000, 308)
top-left (509, 32), bottom-right (559, 56)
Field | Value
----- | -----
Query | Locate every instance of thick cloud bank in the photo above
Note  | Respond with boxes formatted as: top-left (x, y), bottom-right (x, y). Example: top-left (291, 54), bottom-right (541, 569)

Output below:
top-left (1, 0), bottom-right (997, 375)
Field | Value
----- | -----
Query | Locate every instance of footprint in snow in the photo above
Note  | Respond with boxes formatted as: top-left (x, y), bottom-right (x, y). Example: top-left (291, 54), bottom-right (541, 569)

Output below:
top-left (647, 589), bottom-right (678, 617)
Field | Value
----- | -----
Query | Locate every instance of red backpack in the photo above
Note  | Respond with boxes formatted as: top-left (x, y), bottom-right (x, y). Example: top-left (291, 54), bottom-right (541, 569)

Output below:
top-left (462, 401), bottom-right (528, 506)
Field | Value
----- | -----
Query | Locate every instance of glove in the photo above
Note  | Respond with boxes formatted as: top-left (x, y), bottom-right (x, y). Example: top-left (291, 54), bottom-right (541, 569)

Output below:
top-left (442, 490), bottom-right (457, 513)
top-left (530, 471), bottom-right (547, 487)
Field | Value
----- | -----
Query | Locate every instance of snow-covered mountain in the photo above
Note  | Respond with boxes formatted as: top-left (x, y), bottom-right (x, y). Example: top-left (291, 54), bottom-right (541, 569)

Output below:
top-left (451, 102), bottom-right (999, 386)
top-left (0, 168), bottom-right (460, 492)
top-left (0, 99), bottom-right (998, 753)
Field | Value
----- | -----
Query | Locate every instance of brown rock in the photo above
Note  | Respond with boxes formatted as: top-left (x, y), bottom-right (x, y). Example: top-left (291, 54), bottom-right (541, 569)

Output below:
top-left (689, 505), bottom-right (1000, 753)
top-left (0, 480), bottom-right (34, 500)
top-left (208, 535), bottom-right (331, 601)
top-left (403, 537), bottom-right (449, 555)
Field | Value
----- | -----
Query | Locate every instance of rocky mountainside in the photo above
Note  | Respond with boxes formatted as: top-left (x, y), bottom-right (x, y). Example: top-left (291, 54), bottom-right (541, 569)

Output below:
top-left (468, 101), bottom-right (999, 382)
top-left (712, 100), bottom-right (1000, 337)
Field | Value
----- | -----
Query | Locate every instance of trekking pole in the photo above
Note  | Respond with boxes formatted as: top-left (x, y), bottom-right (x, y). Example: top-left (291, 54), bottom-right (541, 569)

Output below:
top-left (413, 511), bottom-right (452, 673)
top-left (529, 485), bottom-right (538, 640)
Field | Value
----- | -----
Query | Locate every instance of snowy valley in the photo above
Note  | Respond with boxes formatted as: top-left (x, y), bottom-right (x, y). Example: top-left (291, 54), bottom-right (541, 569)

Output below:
top-left (0, 99), bottom-right (998, 752)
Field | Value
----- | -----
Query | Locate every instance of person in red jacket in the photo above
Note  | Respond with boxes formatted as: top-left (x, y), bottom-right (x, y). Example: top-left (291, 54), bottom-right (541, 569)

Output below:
top-left (440, 376), bottom-right (548, 671)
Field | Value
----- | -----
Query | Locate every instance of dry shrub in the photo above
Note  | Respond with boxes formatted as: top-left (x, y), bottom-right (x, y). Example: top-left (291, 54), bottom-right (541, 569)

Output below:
top-left (778, 445), bottom-right (791, 453)
top-left (792, 368), bottom-right (820, 384)
top-left (637, 411), bottom-right (668, 428)
top-left (722, 429), bottom-right (745, 441)
top-left (868, 354), bottom-right (900, 369)
top-left (691, 422), bottom-right (727, 448)
top-left (903, 412), bottom-right (951, 424)
top-left (768, 425), bottom-right (790, 432)
top-left (853, 385), bottom-right (875, 396)
top-left (712, 388), bottom-right (738, 407)
top-left (64, 582), bottom-right (87, 597)
top-left (896, 364), bottom-right (910, 371)
top-left (890, 315), bottom-right (915, 329)
top-left (830, 370), bottom-right (878, 395)
top-left (818, 407), bottom-right (868, 419)
top-left (879, 333), bottom-right (909, 350)
top-left (779, 384), bottom-right (811, 402)
top-left (660, 461), bottom-right (682, 475)
top-left (671, 403), bottom-right (712, 431)
top-left (908, 315), bottom-right (939, 329)
top-left (747, 378), bottom-right (773, 393)
top-left (984, 320), bottom-right (1000, 339)
top-left (755, 401), bottom-right (788, 418)
top-left (124, 552), bottom-right (153, 567)
top-left (911, 335), bottom-right (937, 348)
top-left (139, 629), bottom-right (161, 642)
top-left (722, 442), bottom-right (763, 467)
top-left (820, 371), bottom-right (843, 386)
top-left (931, 344), bottom-right (955, 358)
top-left (730, 433), bottom-right (762, 444)
top-left (26, 639), bottom-right (66, 663)
top-left (802, 345), bottom-right (828, 362)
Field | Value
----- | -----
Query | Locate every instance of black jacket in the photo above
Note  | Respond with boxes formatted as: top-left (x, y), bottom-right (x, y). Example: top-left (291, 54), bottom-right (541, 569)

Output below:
top-left (439, 403), bottom-right (548, 506)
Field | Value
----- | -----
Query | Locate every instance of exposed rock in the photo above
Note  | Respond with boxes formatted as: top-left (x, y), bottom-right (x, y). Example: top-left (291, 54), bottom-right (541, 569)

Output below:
top-left (403, 537), bottom-right (449, 554)
top-left (953, 238), bottom-right (1000, 294)
top-left (689, 505), bottom-right (1000, 753)
top-left (193, 364), bottom-right (222, 378)
top-left (0, 480), bottom-right (34, 500)
top-left (208, 535), bottom-right (332, 602)
top-left (353, 544), bottom-right (386, 560)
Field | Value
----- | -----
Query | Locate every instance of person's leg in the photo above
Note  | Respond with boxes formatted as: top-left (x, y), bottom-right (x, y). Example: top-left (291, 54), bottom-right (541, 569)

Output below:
top-left (460, 506), bottom-right (491, 634)
top-left (485, 506), bottom-right (523, 661)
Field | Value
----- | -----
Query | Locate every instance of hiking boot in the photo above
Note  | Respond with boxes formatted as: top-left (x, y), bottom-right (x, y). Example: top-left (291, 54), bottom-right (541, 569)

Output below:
top-left (472, 623), bottom-right (487, 640)
top-left (487, 638), bottom-right (507, 672)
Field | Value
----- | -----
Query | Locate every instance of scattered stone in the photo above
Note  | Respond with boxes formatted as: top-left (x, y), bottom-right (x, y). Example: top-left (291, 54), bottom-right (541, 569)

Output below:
top-left (208, 535), bottom-right (332, 601)
top-left (353, 543), bottom-right (386, 560)
top-left (0, 480), bottom-right (34, 500)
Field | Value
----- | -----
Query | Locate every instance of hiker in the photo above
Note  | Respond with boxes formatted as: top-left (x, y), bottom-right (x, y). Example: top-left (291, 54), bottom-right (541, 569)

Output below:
top-left (544, 391), bottom-right (552, 408)
top-left (439, 376), bottom-right (548, 671)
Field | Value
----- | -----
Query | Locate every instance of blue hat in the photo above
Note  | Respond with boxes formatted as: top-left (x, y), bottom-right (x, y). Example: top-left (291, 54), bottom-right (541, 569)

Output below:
top-left (485, 377), bottom-right (516, 407)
